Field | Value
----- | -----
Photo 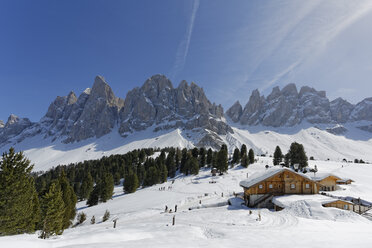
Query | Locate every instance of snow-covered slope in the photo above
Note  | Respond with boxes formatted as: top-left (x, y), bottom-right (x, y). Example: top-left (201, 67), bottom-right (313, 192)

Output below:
top-left (2, 122), bottom-right (372, 172)
top-left (1, 158), bottom-right (372, 247)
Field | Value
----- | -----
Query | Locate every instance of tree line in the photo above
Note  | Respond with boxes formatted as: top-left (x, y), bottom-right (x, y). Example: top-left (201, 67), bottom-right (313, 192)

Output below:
top-left (0, 144), bottom-right (257, 238)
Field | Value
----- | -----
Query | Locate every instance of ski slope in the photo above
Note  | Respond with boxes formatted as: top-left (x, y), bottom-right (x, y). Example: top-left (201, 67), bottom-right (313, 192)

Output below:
top-left (1, 157), bottom-right (372, 247)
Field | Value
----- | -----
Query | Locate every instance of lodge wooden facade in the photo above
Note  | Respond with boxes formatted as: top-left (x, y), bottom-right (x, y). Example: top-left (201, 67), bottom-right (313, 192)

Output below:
top-left (316, 175), bottom-right (341, 191)
top-left (240, 169), bottom-right (319, 207)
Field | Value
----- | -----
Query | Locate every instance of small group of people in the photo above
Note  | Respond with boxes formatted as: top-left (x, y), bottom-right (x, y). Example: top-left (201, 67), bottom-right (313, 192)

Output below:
top-left (165, 204), bottom-right (178, 213)
top-left (158, 185), bottom-right (173, 191)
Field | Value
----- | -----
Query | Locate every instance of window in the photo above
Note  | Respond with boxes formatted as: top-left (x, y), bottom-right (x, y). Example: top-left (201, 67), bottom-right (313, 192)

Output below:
top-left (291, 184), bottom-right (295, 189)
top-left (344, 205), bottom-right (348, 210)
top-left (269, 184), bottom-right (273, 189)
top-left (305, 184), bottom-right (310, 189)
top-left (259, 184), bottom-right (263, 189)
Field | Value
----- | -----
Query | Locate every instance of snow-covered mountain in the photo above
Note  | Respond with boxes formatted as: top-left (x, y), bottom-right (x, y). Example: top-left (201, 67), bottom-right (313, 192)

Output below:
top-left (226, 83), bottom-right (372, 128)
top-left (1, 75), bottom-right (372, 171)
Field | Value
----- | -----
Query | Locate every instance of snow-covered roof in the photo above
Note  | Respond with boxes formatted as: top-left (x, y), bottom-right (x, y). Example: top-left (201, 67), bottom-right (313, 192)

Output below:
top-left (310, 173), bottom-right (342, 181)
top-left (321, 198), bottom-right (354, 205)
top-left (336, 178), bottom-right (354, 183)
top-left (239, 167), bottom-right (314, 189)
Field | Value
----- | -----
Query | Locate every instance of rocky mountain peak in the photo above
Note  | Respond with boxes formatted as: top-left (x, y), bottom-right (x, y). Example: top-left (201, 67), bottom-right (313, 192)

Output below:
top-left (0, 114), bottom-right (33, 144)
top-left (281, 83), bottom-right (298, 97)
top-left (6, 114), bottom-right (20, 126)
top-left (66, 91), bottom-right (77, 105)
top-left (267, 86), bottom-right (281, 101)
top-left (0, 120), bottom-right (4, 129)
top-left (226, 101), bottom-right (243, 122)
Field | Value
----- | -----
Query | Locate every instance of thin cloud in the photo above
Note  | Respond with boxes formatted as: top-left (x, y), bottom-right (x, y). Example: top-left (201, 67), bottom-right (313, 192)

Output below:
top-left (169, 0), bottom-right (200, 80)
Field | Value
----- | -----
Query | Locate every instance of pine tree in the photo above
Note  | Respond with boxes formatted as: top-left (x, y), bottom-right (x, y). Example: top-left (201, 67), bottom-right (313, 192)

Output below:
top-left (57, 170), bottom-right (77, 229)
top-left (216, 144), bottom-right (228, 173)
top-left (143, 167), bottom-right (160, 186)
top-left (287, 142), bottom-right (308, 170)
top-left (165, 149), bottom-right (176, 178)
top-left (189, 157), bottom-right (199, 175)
top-left (191, 147), bottom-right (199, 158)
top-left (180, 148), bottom-right (188, 174)
top-left (199, 148), bottom-right (206, 167)
top-left (102, 210), bottom-right (110, 222)
top-left (0, 148), bottom-right (41, 235)
top-left (240, 144), bottom-right (247, 157)
top-left (248, 149), bottom-right (255, 164)
top-left (80, 172), bottom-right (93, 200)
top-left (232, 148), bottom-right (240, 165)
top-left (241, 153), bottom-right (248, 168)
top-left (206, 148), bottom-right (213, 166)
top-left (76, 212), bottom-right (86, 225)
top-left (87, 183), bottom-right (100, 206)
top-left (273, 146), bottom-right (283, 165)
top-left (40, 182), bottom-right (65, 239)
top-left (123, 171), bottom-right (139, 193)
top-left (100, 173), bottom-right (114, 202)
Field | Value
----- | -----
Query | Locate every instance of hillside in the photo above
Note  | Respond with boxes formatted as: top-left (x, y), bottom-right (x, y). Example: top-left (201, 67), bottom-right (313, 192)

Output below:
top-left (1, 157), bottom-right (371, 247)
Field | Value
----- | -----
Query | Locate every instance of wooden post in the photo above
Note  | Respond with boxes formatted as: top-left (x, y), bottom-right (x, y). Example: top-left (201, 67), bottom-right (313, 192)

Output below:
top-left (172, 215), bottom-right (175, 226)
top-left (113, 219), bottom-right (118, 228)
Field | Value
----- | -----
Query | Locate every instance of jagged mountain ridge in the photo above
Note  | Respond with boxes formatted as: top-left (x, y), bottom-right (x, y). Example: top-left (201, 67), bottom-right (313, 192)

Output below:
top-left (0, 75), bottom-right (229, 149)
top-left (226, 83), bottom-right (372, 129)
top-left (1, 77), bottom-right (372, 153)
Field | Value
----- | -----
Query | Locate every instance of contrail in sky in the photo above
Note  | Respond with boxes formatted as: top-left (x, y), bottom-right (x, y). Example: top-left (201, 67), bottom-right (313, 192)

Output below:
top-left (169, 0), bottom-right (200, 80)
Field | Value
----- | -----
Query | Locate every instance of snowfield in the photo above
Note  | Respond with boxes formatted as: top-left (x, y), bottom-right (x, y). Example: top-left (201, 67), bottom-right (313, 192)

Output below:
top-left (1, 123), bottom-right (372, 172)
top-left (1, 157), bottom-right (372, 247)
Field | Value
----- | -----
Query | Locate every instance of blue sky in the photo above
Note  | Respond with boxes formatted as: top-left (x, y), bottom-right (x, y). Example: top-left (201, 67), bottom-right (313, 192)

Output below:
top-left (1, 0), bottom-right (372, 122)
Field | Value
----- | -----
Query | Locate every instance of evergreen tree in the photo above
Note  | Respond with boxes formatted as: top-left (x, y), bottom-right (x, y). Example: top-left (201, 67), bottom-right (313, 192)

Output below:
top-left (159, 163), bottom-right (168, 183)
top-left (102, 210), bottom-right (110, 222)
top-left (287, 142), bottom-right (308, 170)
top-left (143, 167), bottom-right (160, 186)
top-left (40, 182), bottom-right (65, 239)
top-left (123, 171), bottom-right (139, 193)
top-left (100, 173), bottom-right (114, 202)
top-left (0, 148), bottom-right (40, 235)
top-left (232, 148), bottom-right (240, 165)
top-left (189, 157), bottom-right (199, 175)
top-left (180, 148), bottom-right (188, 174)
top-left (191, 147), bottom-right (199, 158)
top-left (79, 172), bottom-right (93, 200)
top-left (165, 149), bottom-right (176, 178)
top-left (241, 153), bottom-right (248, 168)
top-left (240, 144), bottom-right (247, 157)
top-left (199, 148), bottom-right (206, 167)
top-left (87, 183), bottom-right (100, 206)
top-left (273, 146), bottom-right (283, 165)
top-left (248, 149), bottom-right (255, 164)
top-left (206, 148), bottom-right (213, 166)
top-left (57, 170), bottom-right (77, 229)
top-left (76, 212), bottom-right (86, 225)
top-left (216, 144), bottom-right (228, 173)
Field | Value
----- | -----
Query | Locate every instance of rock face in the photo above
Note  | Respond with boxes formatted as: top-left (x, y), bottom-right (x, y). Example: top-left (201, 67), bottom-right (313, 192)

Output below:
top-left (350, 97), bottom-right (372, 121)
top-left (330, 98), bottom-right (354, 123)
top-left (0, 114), bottom-right (33, 144)
top-left (40, 76), bottom-right (124, 143)
top-left (225, 101), bottom-right (242, 122)
top-left (227, 83), bottom-right (372, 127)
top-left (118, 74), bottom-right (231, 139)
top-left (0, 74), bottom-right (231, 149)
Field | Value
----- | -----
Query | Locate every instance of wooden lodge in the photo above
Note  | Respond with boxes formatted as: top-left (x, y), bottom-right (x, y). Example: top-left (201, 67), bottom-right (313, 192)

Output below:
top-left (311, 173), bottom-right (342, 191)
top-left (240, 168), bottom-right (320, 208)
top-left (336, 178), bottom-right (354, 185)
top-left (322, 199), bottom-right (370, 214)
